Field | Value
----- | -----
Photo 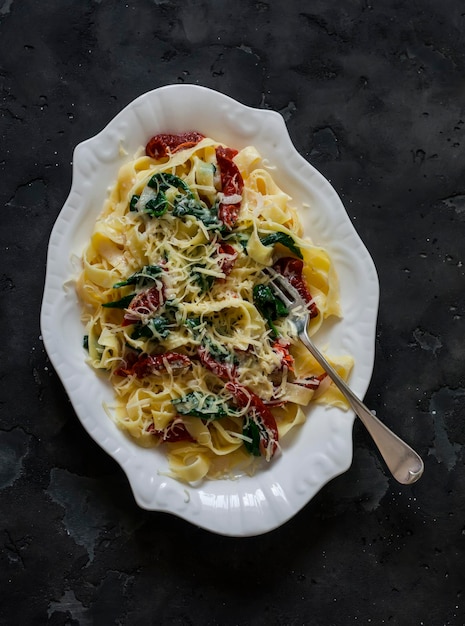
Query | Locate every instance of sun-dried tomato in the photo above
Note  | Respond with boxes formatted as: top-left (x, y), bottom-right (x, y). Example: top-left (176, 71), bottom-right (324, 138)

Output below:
top-left (122, 284), bottom-right (165, 326)
top-left (146, 132), bottom-right (205, 159)
top-left (115, 352), bottom-right (191, 378)
top-left (225, 382), bottom-right (279, 458)
top-left (114, 351), bottom-right (139, 377)
top-left (217, 242), bottom-right (238, 277)
top-left (148, 420), bottom-right (195, 443)
top-left (273, 257), bottom-right (319, 319)
top-left (215, 146), bottom-right (244, 230)
top-left (198, 346), bottom-right (237, 381)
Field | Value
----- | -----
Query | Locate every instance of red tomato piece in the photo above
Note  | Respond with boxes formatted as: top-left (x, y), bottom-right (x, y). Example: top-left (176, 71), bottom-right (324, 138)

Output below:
top-left (215, 146), bottom-right (244, 230)
top-left (114, 351), bottom-right (139, 377)
top-left (146, 132), bottom-right (205, 159)
top-left (122, 284), bottom-right (165, 326)
top-left (197, 346), bottom-right (237, 381)
top-left (272, 339), bottom-right (294, 372)
top-left (148, 420), bottom-right (195, 443)
top-left (273, 257), bottom-right (319, 319)
top-left (115, 352), bottom-right (191, 378)
top-left (217, 242), bottom-right (238, 277)
top-left (225, 382), bottom-right (279, 458)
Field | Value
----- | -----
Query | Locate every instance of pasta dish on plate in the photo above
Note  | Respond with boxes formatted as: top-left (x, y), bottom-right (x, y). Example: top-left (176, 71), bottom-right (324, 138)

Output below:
top-left (76, 131), bottom-right (353, 482)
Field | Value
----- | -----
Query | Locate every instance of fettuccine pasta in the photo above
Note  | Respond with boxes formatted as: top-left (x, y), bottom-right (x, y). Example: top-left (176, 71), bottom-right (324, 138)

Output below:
top-left (76, 132), bottom-right (353, 482)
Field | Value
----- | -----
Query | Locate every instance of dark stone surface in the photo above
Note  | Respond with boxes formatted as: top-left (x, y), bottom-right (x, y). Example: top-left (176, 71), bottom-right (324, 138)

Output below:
top-left (1, 0), bottom-right (464, 624)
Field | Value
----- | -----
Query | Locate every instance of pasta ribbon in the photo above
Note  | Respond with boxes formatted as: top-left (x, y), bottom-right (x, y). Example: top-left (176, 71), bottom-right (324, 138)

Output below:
top-left (77, 133), bottom-right (351, 482)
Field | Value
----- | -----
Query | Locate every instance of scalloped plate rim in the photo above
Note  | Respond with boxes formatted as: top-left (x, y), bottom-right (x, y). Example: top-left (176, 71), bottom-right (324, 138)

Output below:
top-left (41, 84), bottom-right (379, 537)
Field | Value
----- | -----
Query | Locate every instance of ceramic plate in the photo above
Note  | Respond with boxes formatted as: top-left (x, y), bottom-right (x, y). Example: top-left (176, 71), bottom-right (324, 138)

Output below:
top-left (41, 85), bottom-right (379, 536)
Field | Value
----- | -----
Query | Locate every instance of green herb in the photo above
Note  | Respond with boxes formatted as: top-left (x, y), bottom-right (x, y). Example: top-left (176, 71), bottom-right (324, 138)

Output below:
top-left (130, 324), bottom-right (151, 340)
top-left (112, 265), bottom-right (162, 289)
top-left (253, 283), bottom-right (288, 338)
top-left (132, 173), bottom-right (192, 218)
top-left (164, 299), bottom-right (178, 312)
top-left (172, 392), bottom-right (236, 419)
top-left (147, 172), bottom-right (191, 195)
top-left (191, 263), bottom-right (214, 293)
top-left (243, 418), bottom-right (261, 456)
top-left (260, 232), bottom-right (303, 259)
top-left (233, 232), bottom-right (250, 251)
top-left (173, 195), bottom-right (221, 228)
top-left (204, 337), bottom-right (231, 362)
top-left (102, 294), bottom-right (135, 309)
top-left (129, 194), bottom-right (140, 211)
top-left (185, 316), bottom-right (202, 335)
top-left (200, 336), bottom-right (239, 366)
top-left (151, 316), bottom-right (170, 337)
top-left (144, 190), bottom-right (168, 217)
top-left (130, 316), bottom-right (170, 340)
top-left (83, 335), bottom-right (89, 350)
top-left (143, 171), bottom-right (221, 229)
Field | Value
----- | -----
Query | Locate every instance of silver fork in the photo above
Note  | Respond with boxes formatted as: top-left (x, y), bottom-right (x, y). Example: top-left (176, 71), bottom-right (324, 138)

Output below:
top-left (263, 267), bottom-right (424, 485)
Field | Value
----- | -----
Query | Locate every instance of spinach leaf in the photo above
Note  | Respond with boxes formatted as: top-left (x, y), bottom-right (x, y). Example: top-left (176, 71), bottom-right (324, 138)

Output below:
top-left (112, 265), bottom-right (163, 289)
top-left (173, 195), bottom-right (221, 228)
top-left (172, 391), bottom-right (236, 419)
top-left (129, 194), bottom-right (140, 211)
top-left (102, 294), bottom-right (135, 309)
top-left (131, 173), bottom-right (192, 218)
top-left (185, 316), bottom-right (202, 336)
top-left (147, 172), bottom-right (191, 195)
top-left (144, 190), bottom-right (168, 217)
top-left (260, 232), bottom-right (303, 259)
top-left (234, 232), bottom-right (250, 251)
top-left (146, 171), bottom-right (221, 228)
top-left (191, 263), bottom-right (214, 293)
top-left (253, 283), bottom-right (288, 338)
top-left (242, 418), bottom-right (261, 456)
top-left (130, 316), bottom-right (170, 340)
top-left (202, 336), bottom-right (238, 365)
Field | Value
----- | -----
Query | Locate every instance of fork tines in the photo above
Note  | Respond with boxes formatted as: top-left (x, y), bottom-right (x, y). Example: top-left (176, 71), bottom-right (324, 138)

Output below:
top-left (261, 267), bottom-right (306, 309)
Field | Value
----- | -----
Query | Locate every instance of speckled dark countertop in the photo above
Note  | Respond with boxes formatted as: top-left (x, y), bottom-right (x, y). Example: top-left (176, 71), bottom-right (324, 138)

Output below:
top-left (1, 1), bottom-right (465, 624)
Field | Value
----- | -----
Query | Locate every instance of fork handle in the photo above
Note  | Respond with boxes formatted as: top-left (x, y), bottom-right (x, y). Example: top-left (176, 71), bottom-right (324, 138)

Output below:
top-left (299, 331), bottom-right (424, 485)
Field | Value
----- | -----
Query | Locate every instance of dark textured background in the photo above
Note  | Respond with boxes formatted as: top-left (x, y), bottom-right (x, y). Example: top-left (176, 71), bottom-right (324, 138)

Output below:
top-left (1, 1), bottom-right (464, 624)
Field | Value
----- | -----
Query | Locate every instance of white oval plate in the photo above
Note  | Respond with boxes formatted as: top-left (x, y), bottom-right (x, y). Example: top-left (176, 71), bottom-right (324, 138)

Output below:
top-left (41, 85), bottom-right (379, 536)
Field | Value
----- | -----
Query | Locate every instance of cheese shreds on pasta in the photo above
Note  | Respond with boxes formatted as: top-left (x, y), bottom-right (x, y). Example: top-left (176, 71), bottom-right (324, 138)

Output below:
top-left (76, 133), bottom-right (353, 483)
